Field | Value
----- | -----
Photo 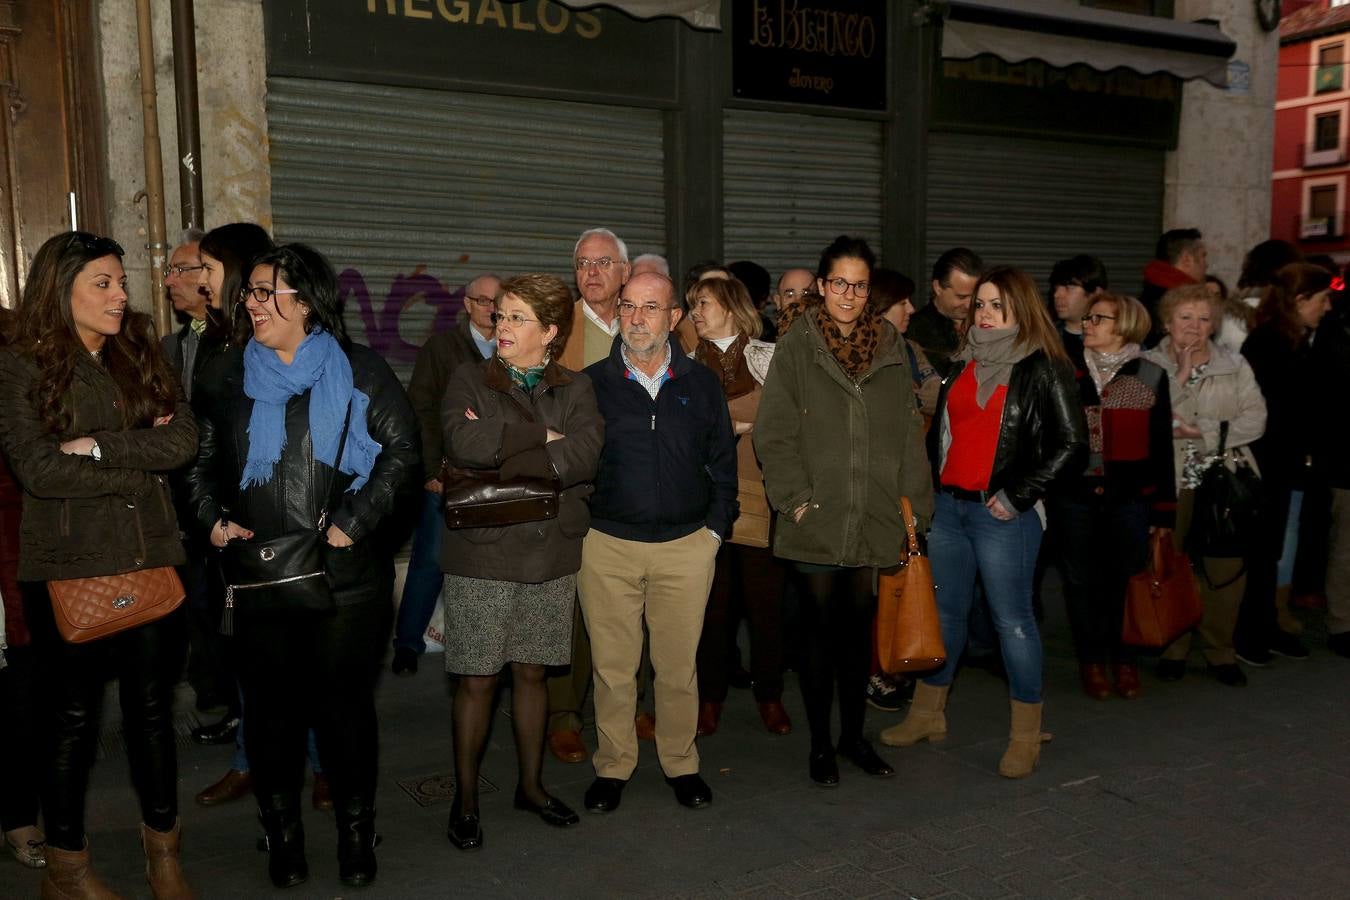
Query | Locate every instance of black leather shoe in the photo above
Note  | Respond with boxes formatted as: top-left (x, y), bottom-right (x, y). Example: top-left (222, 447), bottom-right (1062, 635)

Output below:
top-left (583, 777), bottom-right (626, 813)
top-left (1208, 663), bottom-right (1248, 687)
top-left (838, 739), bottom-right (895, 778)
top-left (666, 774), bottom-right (712, 809)
top-left (808, 750), bottom-right (839, 786)
top-left (446, 795), bottom-right (482, 851)
top-left (513, 786), bottom-right (579, 828)
top-left (391, 647), bottom-right (418, 676)
top-left (1157, 658), bottom-right (1186, 681)
top-left (192, 715), bottom-right (241, 746)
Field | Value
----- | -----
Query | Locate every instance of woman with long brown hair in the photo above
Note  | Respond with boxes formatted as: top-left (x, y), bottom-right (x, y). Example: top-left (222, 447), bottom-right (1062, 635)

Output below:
top-left (0, 231), bottom-right (199, 897)
top-left (882, 266), bottom-right (1086, 779)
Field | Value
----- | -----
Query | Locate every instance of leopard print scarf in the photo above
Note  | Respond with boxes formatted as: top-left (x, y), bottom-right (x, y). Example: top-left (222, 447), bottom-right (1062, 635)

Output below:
top-left (814, 302), bottom-right (882, 381)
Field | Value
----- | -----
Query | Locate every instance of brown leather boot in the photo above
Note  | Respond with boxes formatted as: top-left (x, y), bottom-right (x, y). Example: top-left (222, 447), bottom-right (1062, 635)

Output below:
top-left (879, 682), bottom-right (949, 747)
top-left (41, 842), bottom-right (123, 900)
top-left (1079, 663), bottom-right (1111, 701)
top-left (998, 700), bottom-right (1044, 779)
top-left (142, 821), bottom-right (193, 900)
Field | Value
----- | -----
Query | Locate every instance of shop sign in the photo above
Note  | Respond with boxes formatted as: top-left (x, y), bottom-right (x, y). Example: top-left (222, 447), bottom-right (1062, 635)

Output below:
top-left (731, 0), bottom-right (886, 111)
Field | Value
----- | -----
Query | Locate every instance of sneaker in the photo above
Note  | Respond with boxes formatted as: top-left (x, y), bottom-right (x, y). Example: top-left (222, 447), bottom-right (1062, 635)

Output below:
top-left (1329, 632), bottom-right (1350, 659)
top-left (865, 673), bottom-right (906, 712)
top-left (1208, 663), bottom-right (1247, 687)
top-left (1269, 631), bottom-right (1310, 660)
top-left (1235, 646), bottom-right (1272, 667)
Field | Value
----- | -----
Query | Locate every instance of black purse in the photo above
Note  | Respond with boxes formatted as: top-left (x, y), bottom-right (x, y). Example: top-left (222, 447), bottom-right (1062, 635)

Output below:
top-left (441, 391), bottom-right (559, 529)
top-left (220, 404), bottom-right (352, 634)
top-left (1186, 421), bottom-right (1261, 586)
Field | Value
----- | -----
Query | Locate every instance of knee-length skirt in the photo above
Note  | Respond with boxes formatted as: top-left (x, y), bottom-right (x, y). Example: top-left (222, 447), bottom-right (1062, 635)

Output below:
top-left (442, 573), bottom-right (576, 675)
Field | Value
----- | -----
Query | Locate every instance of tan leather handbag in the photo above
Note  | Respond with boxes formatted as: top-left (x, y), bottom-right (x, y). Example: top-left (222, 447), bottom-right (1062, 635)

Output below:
top-left (48, 566), bottom-right (186, 644)
top-left (1122, 530), bottom-right (1203, 648)
top-left (875, 497), bottom-right (945, 673)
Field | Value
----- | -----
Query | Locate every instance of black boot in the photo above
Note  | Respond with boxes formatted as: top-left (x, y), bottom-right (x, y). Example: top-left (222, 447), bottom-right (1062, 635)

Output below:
top-left (336, 800), bottom-right (378, 887)
top-left (259, 795), bottom-right (308, 889)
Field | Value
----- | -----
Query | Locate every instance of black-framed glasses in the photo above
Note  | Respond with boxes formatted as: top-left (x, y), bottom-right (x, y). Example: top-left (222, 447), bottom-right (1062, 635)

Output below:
top-left (67, 232), bottom-right (124, 257)
top-left (826, 277), bottom-right (870, 298)
top-left (163, 263), bottom-right (203, 279)
top-left (575, 256), bottom-right (617, 272)
top-left (241, 286), bottom-right (300, 304)
top-left (490, 312), bottom-right (540, 327)
top-left (617, 300), bottom-right (668, 318)
top-left (1081, 313), bottom-right (1117, 326)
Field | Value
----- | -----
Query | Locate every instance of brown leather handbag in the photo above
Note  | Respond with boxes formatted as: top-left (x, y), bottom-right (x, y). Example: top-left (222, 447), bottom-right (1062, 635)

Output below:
top-left (875, 497), bottom-right (945, 673)
top-left (441, 391), bottom-right (559, 529)
top-left (47, 566), bottom-right (186, 644)
top-left (1122, 530), bottom-right (1203, 648)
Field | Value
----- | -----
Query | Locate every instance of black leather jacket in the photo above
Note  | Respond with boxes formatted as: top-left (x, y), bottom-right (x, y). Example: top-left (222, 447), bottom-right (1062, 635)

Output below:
top-left (929, 350), bottom-right (1088, 512)
top-left (185, 343), bottom-right (420, 601)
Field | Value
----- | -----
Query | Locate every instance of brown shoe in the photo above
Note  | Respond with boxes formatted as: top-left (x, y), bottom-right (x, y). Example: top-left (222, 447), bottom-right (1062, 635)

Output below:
top-left (547, 730), bottom-right (587, 764)
top-left (1112, 663), bottom-right (1142, 700)
top-left (142, 820), bottom-right (194, 899)
top-left (634, 712), bottom-right (656, 742)
top-left (757, 701), bottom-right (792, 735)
top-left (696, 701), bottom-right (722, 737)
top-left (194, 770), bottom-right (252, 807)
top-left (1079, 663), bottom-right (1112, 701)
top-left (311, 773), bottom-right (333, 812)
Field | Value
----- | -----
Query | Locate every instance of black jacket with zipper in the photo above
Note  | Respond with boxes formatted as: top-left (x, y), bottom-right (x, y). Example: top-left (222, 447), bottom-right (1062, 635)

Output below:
top-left (584, 335), bottom-right (738, 543)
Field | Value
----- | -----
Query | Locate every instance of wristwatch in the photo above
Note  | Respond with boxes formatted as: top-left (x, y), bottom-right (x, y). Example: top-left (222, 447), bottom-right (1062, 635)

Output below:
top-left (90, 441), bottom-right (102, 462)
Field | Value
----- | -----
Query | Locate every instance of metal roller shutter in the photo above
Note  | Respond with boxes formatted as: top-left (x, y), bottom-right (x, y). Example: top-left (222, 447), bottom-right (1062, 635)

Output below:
top-left (266, 77), bottom-right (667, 384)
top-left (723, 109), bottom-right (884, 279)
top-left (925, 132), bottom-right (1163, 293)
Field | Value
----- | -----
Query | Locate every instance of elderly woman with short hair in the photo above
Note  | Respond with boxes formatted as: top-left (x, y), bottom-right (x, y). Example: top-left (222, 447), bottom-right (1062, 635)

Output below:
top-left (441, 274), bottom-right (605, 849)
top-left (1048, 294), bottom-right (1174, 701)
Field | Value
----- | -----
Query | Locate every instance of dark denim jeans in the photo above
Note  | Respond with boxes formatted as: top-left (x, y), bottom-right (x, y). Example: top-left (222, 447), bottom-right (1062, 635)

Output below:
top-left (393, 490), bottom-right (445, 654)
top-left (923, 492), bottom-right (1045, 703)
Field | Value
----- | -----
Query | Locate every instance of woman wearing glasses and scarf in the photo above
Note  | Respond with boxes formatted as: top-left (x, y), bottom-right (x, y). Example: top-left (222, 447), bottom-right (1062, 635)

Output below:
top-left (439, 274), bottom-right (602, 848)
top-left (756, 235), bottom-right (933, 786)
top-left (0, 232), bottom-right (199, 897)
top-left (1047, 294), bottom-right (1175, 701)
top-left (186, 243), bottom-right (417, 889)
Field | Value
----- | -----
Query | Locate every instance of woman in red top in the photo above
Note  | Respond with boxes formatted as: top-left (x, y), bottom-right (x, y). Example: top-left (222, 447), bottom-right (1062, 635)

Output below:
top-left (881, 266), bottom-right (1086, 779)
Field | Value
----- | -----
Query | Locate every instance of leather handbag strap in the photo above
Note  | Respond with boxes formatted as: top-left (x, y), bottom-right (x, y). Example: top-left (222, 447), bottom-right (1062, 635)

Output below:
top-left (319, 402), bottom-right (353, 531)
top-left (900, 497), bottom-right (921, 557)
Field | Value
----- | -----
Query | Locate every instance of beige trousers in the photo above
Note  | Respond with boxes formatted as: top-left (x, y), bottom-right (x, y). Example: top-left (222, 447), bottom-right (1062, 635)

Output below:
top-left (1164, 489), bottom-right (1242, 665)
top-left (577, 528), bottom-right (718, 780)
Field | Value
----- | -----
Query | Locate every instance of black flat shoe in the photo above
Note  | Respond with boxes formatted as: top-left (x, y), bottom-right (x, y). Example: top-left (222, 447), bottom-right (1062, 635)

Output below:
top-left (1208, 663), bottom-right (1248, 687)
top-left (446, 797), bottom-right (482, 851)
top-left (391, 646), bottom-right (419, 676)
top-left (1157, 658), bottom-right (1186, 681)
top-left (514, 786), bottom-right (580, 827)
top-left (808, 751), bottom-right (839, 786)
top-left (583, 777), bottom-right (626, 814)
top-left (665, 774), bottom-right (712, 809)
top-left (838, 739), bottom-right (895, 778)
top-left (191, 715), bottom-right (241, 746)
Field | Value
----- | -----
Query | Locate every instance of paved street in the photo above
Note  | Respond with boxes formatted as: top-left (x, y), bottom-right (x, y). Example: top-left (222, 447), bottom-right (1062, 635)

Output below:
top-left (3, 578), bottom-right (1348, 899)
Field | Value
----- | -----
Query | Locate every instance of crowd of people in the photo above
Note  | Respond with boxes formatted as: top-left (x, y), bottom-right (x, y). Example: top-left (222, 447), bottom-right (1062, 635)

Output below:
top-left (0, 221), bottom-right (1346, 897)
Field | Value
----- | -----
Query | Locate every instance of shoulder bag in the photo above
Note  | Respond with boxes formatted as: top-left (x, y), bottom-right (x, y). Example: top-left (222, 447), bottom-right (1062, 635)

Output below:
top-left (219, 403), bottom-right (352, 635)
top-left (48, 565), bottom-right (185, 644)
top-left (875, 497), bottom-right (945, 673)
top-left (442, 391), bottom-right (559, 529)
top-left (1185, 421), bottom-right (1260, 587)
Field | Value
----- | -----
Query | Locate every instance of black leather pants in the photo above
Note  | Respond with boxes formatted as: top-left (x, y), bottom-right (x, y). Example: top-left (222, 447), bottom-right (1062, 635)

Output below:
top-left (235, 594), bottom-right (391, 815)
top-left (26, 582), bottom-right (187, 851)
top-left (0, 644), bottom-right (42, 832)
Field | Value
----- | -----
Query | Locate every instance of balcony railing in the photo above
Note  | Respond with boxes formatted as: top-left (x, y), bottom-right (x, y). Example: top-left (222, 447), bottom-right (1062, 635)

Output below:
top-left (1317, 63), bottom-right (1344, 94)
top-left (1302, 141), bottom-right (1348, 168)
top-left (1299, 213), bottom-right (1342, 240)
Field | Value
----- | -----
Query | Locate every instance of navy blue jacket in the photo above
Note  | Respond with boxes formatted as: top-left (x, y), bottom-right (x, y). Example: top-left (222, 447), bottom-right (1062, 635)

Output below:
top-left (585, 335), bottom-right (738, 543)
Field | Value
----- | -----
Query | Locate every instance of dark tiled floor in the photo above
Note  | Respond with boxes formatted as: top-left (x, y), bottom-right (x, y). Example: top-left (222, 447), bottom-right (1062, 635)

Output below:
top-left (3, 581), bottom-right (1348, 899)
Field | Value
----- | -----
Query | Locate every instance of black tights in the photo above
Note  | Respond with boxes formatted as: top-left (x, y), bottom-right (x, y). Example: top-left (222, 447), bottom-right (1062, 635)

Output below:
top-left (794, 566), bottom-right (875, 753)
top-left (453, 663), bottom-right (550, 815)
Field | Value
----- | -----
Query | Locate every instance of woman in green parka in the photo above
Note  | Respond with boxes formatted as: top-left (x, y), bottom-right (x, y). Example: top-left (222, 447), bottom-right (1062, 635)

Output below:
top-left (754, 235), bottom-right (933, 787)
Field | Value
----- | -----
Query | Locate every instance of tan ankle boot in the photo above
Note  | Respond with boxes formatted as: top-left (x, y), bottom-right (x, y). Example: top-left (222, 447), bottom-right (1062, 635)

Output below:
top-left (142, 821), bottom-right (194, 900)
top-left (879, 682), bottom-right (949, 747)
top-left (998, 700), bottom-right (1044, 779)
top-left (41, 842), bottom-right (123, 900)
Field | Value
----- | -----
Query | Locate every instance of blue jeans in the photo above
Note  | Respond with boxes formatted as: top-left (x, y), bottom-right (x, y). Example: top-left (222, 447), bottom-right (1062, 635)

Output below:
top-left (1277, 489), bottom-right (1304, 588)
top-left (923, 492), bottom-right (1045, 703)
top-left (393, 490), bottom-right (446, 653)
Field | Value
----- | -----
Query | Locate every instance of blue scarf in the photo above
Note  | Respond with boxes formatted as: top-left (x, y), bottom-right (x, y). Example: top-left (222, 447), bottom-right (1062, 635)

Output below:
top-left (241, 330), bottom-right (381, 492)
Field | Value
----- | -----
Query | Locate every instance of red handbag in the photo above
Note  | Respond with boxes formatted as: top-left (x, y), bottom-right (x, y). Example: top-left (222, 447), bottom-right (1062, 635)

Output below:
top-left (1122, 531), bottom-right (1203, 648)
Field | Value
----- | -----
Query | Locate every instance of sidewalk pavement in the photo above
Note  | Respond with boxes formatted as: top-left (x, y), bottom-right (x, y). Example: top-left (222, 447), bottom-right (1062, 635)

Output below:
top-left (3, 583), bottom-right (1348, 899)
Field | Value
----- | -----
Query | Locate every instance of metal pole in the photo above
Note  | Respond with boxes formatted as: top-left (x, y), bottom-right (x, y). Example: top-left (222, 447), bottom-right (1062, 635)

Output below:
top-left (134, 0), bottom-right (172, 336)
top-left (170, 0), bottom-right (204, 230)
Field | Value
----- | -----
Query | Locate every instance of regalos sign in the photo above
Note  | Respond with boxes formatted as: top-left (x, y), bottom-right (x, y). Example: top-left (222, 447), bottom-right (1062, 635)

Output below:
top-left (733, 0), bottom-right (886, 110)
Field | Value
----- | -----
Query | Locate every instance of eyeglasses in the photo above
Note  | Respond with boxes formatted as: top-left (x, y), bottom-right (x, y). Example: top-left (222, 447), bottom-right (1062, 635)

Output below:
top-left (575, 256), bottom-right (617, 272)
top-left (1081, 313), bottom-right (1117, 326)
top-left (825, 277), bottom-right (870, 298)
top-left (490, 312), bottom-right (540, 327)
top-left (466, 294), bottom-right (495, 308)
top-left (618, 300), bottom-right (669, 318)
top-left (163, 264), bottom-right (203, 279)
top-left (241, 286), bottom-right (300, 304)
top-left (778, 287), bottom-right (812, 302)
top-left (67, 232), bottom-right (124, 257)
